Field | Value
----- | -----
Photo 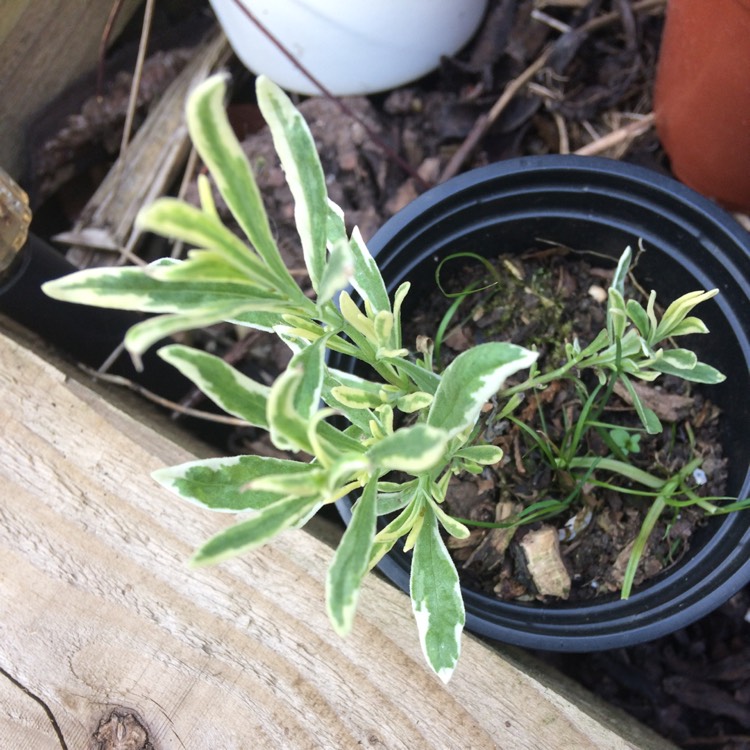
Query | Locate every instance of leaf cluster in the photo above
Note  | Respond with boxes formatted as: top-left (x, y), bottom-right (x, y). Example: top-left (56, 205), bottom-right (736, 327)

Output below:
top-left (42, 73), bottom-right (744, 681)
top-left (43, 74), bottom-right (537, 681)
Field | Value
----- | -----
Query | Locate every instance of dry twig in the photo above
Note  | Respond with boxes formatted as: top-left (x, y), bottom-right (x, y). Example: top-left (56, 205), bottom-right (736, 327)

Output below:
top-left (439, 0), bottom-right (666, 183)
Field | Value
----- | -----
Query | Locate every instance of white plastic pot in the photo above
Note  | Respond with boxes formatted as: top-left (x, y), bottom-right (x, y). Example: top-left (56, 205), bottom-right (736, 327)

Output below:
top-left (208, 0), bottom-right (488, 96)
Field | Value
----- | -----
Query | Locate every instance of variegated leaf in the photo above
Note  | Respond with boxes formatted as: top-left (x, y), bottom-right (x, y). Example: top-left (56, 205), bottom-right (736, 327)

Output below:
top-left (410, 508), bottom-right (465, 683)
top-left (158, 344), bottom-right (270, 428)
top-left (267, 337), bottom-right (327, 452)
top-left (185, 74), bottom-right (299, 296)
top-left (649, 356), bottom-right (726, 384)
top-left (152, 455), bottom-right (312, 512)
top-left (338, 290), bottom-right (377, 341)
top-left (317, 231), bottom-right (354, 307)
top-left (138, 199), bottom-right (281, 290)
top-left (653, 289), bottom-right (718, 344)
top-left (267, 367), bottom-right (312, 453)
top-left (428, 497), bottom-right (470, 540)
top-left (428, 343), bottom-right (538, 439)
top-left (123, 300), bottom-right (269, 359)
top-left (625, 298), bottom-right (651, 339)
top-left (607, 288), bottom-right (628, 340)
top-left (383, 356), bottom-right (441, 395)
top-left (249, 468), bottom-right (325, 497)
top-left (42, 263), bottom-right (275, 312)
top-left (610, 245), bottom-right (632, 296)
top-left (191, 494), bottom-right (320, 566)
top-left (367, 424), bottom-right (449, 473)
top-left (256, 75), bottom-right (328, 293)
top-left (322, 371), bottom-right (377, 434)
top-left (454, 444), bottom-right (503, 465)
top-left (395, 391), bottom-right (433, 414)
top-left (326, 478), bottom-right (378, 635)
top-left (330, 385), bottom-right (385, 410)
top-left (391, 281), bottom-right (411, 350)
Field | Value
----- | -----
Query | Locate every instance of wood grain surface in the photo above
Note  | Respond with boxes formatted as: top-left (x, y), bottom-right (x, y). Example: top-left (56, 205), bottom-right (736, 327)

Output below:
top-left (0, 324), bottom-right (674, 749)
top-left (0, 0), bottom-right (141, 179)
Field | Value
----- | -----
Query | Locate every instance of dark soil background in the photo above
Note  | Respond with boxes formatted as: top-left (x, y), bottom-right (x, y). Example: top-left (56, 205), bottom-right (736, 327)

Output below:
top-left (22, 1), bottom-right (750, 747)
top-left (405, 249), bottom-right (725, 605)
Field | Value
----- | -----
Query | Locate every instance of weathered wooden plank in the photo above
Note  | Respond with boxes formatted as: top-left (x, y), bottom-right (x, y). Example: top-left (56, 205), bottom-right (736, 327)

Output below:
top-left (0, 0), bottom-right (141, 179)
top-left (0, 323), bottom-right (674, 749)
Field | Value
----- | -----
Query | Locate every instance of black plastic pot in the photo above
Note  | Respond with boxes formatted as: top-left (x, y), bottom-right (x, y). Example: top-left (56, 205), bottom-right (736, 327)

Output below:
top-left (0, 234), bottom-right (192, 402)
top-left (332, 154), bottom-right (750, 652)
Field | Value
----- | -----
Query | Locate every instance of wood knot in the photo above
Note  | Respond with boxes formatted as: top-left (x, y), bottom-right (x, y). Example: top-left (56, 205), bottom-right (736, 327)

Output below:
top-left (94, 709), bottom-right (153, 750)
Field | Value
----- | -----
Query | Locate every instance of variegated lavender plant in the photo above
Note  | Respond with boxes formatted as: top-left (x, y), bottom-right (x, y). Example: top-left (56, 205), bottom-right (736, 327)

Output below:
top-left (44, 74), bottom-right (730, 681)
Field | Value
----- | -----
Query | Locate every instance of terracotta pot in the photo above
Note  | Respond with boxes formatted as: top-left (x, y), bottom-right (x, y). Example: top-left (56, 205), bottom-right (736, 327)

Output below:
top-left (654, 0), bottom-right (750, 212)
top-left (332, 155), bottom-right (750, 651)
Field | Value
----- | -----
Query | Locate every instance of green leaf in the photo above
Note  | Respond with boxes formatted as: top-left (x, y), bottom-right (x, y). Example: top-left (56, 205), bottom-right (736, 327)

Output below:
top-left (666, 316), bottom-right (710, 337)
top-left (607, 288), bottom-right (628, 340)
top-left (618, 373), bottom-right (662, 434)
top-left (152, 455), bottom-right (312, 512)
top-left (159, 344), bottom-right (270, 428)
top-left (610, 246), bottom-right (632, 297)
top-left (625, 298), bottom-right (651, 339)
top-left (383, 356), bottom-right (441, 394)
top-left (410, 508), bottom-right (465, 683)
top-left (124, 301), bottom-right (263, 359)
top-left (326, 478), bottom-right (378, 635)
top-left (348, 224), bottom-right (391, 315)
top-left (428, 343), bottom-right (538, 439)
top-left (256, 75), bottom-right (328, 293)
top-left (330, 385), bottom-right (385, 410)
top-left (42, 263), bottom-right (277, 313)
top-left (395, 391), bottom-right (434, 414)
top-left (454, 444), bottom-right (503, 465)
top-left (137, 199), bottom-right (281, 291)
top-left (191, 495), bottom-right (320, 566)
top-left (652, 289), bottom-right (719, 343)
top-left (650, 358), bottom-right (726, 384)
top-left (185, 74), bottom-right (298, 296)
top-left (317, 231), bottom-right (354, 307)
top-left (367, 424), bottom-right (450, 473)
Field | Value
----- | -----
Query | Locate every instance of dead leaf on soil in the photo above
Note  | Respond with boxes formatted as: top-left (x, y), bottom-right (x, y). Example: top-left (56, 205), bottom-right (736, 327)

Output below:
top-left (613, 379), bottom-right (694, 422)
top-left (464, 501), bottom-right (522, 570)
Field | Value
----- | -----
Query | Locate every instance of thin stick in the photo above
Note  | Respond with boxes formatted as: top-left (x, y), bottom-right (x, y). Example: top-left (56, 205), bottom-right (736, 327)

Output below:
top-left (440, 50), bottom-right (552, 183)
top-left (79, 365), bottom-right (251, 426)
top-left (574, 113), bottom-right (655, 156)
top-left (118, 0), bottom-right (155, 164)
top-left (553, 112), bottom-right (570, 154)
top-left (97, 0), bottom-right (127, 97)
top-left (438, 0), bottom-right (666, 183)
